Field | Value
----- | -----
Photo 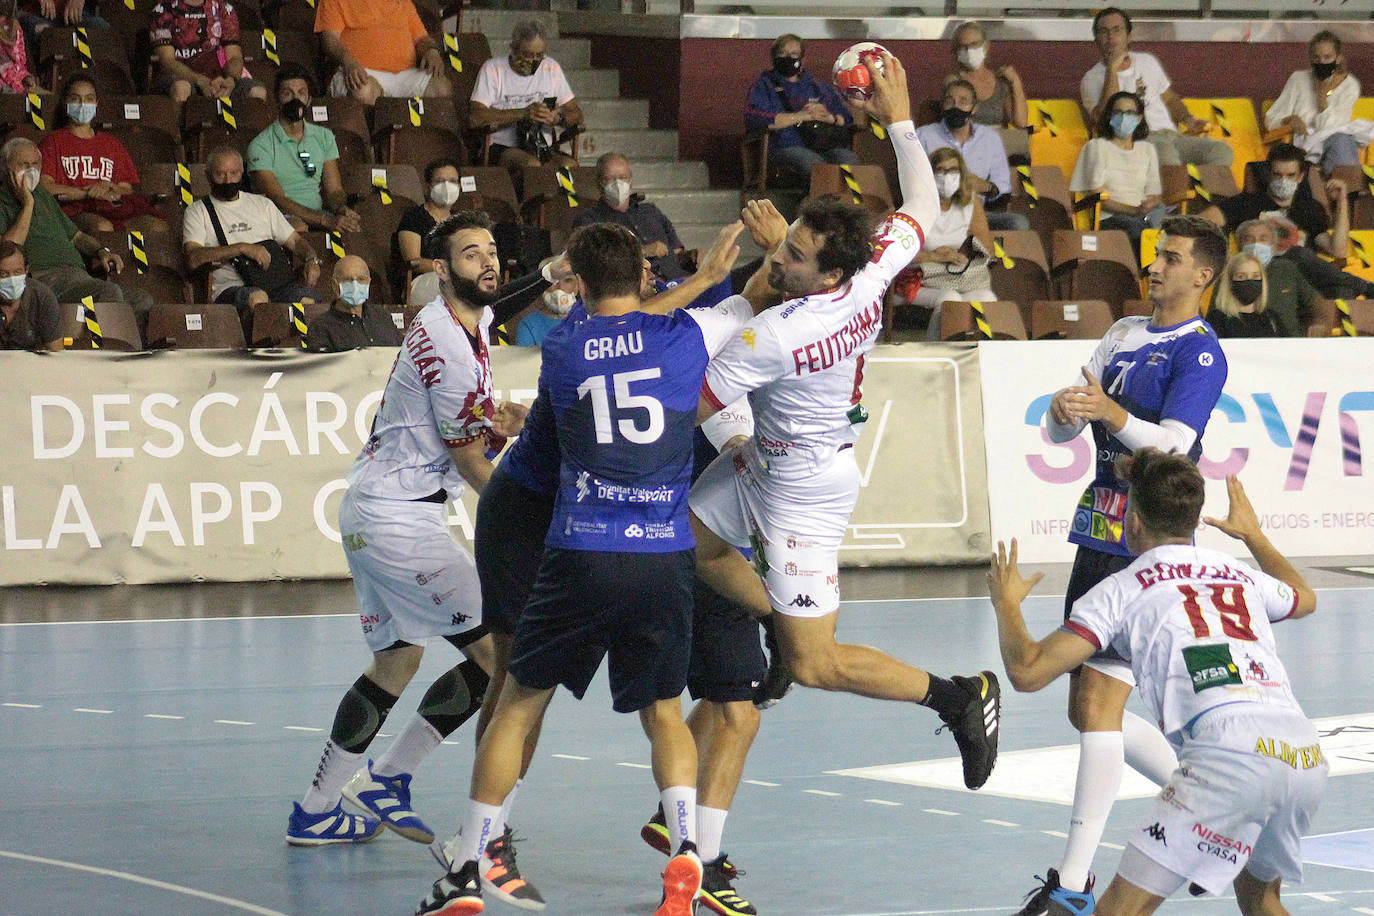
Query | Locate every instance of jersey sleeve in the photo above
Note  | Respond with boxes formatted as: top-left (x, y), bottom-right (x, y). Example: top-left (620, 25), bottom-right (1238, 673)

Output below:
top-left (1064, 575), bottom-right (1126, 651)
top-left (1251, 568), bottom-right (1301, 622)
top-left (1161, 329), bottom-right (1228, 434)
top-left (688, 295), bottom-right (755, 357)
top-left (866, 211), bottom-right (925, 284)
top-left (701, 315), bottom-right (790, 412)
top-left (700, 397), bottom-right (754, 449)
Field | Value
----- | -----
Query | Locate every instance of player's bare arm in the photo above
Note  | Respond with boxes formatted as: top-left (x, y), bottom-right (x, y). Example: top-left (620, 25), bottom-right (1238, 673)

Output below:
top-left (988, 539), bottom-right (1095, 692)
top-left (449, 439), bottom-right (495, 495)
top-left (1204, 474), bottom-right (1317, 618)
top-left (641, 221), bottom-right (744, 316)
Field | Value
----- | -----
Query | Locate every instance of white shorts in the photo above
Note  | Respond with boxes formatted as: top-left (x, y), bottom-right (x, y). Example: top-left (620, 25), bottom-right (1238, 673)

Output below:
top-left (339, 489), bottom-right (483, 653)
top-left (329, 67), bottom-right (434, 99)
top-left (689, 443), bottom-right (859, 618)
top-left (1125, 708), bottom-right (1327, 897)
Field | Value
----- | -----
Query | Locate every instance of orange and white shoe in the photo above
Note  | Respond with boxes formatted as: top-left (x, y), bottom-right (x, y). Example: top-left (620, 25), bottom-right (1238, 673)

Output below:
top-left (480, 827), bottom-right (545, 911)
top-left (654, 841), bottom-right (703, 916)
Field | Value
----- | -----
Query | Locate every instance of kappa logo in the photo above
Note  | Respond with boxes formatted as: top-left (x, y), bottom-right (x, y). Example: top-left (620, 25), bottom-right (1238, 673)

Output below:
top-left (451, 612), bottom-right (470, 625)
top-left (788, 594), bottom-right (818, 608)
top-left (1143, 823), bottom-right (1167, 845)
top-left (624, 524), bottom-right (645, 538)
top-left (576, 470), bottom-right (591, 502)
top-left (1199, 352), bottom-right (1214, 367)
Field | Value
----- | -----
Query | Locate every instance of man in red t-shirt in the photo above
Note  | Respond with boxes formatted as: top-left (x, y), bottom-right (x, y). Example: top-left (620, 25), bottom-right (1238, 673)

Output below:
top-left (148, 0), bottom-right (266, 102)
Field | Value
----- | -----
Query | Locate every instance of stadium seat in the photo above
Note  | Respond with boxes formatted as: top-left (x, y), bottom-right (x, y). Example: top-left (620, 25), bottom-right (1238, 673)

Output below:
top-left (1008, 164), bottom-right (1073, 253)
top-left (1052, 228), bottom-right (1142, 311)
top-left (808, 163), bottom-right (893, 216)
top-left (1181, 98), bottom-right (1264, 188)
top-left (247, 300), bottom-right (331, 348)
top-left (938, 300), bottom-right (1026, 341)
top-left (97, 95), bottom-right (182, 163)
top-left (454, 167), bottom-right (521, 225)
top-left (1121, 299), bottom-right (1153, 319)
top-left (39, 27), bottom-right (132, 84)
top-left (56, 300), bottom-right (142, 350)
top-left (0, 93), bottom-right (57, 143)
top-left (1313, 297), bottom-right (1374, 336)
top-left (372, 96), bottom-right (467, 165)
top-left (988, 230), bottom-right (1052, 307)
top-left (341, 164), bottom-right (424, 208)
top-left (145, 303), bottom-right (245, 349)
top-left (1344, 230), bottom-right (1374, 284)
top-left (1160, 163), bottom-right (1239, 215)
top-left (1029, 299), bottom-right (1115, 340)
top-left (852, 121), bottom-right (898, 202)
top-left (182, 96), bottom-right (277, 160)
top-left (1026, 99), bottom-right (1089, 183)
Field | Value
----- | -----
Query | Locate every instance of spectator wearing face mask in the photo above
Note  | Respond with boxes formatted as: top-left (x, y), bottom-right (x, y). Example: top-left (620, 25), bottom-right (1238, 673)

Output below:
top-left (571, 152), bottom-right (687, 281)
top-left (1234, 218), bottom-right (1313, 337)
top-left (1208, 251), bottom-right (1283, 338)
top-left (515, 274), bottom-right (576, 346)
top-left (393, 157), bottom-right (462, 304)
top-left (304, 254), bottom-right (400, 351)
top-left (944, 21), bottom-right (1027, 130)
top-left (39, 73), bottom-right (163, 234)
top-left (249, 64), bottom-right (360, 234)
top-left (0, 239), bottom-right (61, 351)
top-left (916, 79), bottom-right (1027, 231)
top-left (1265, 30), bottom-right (1362, 175)
top-left (1070, 90), bottom-right (1164, 255)
top-left (744, 33), bottom-right (858, 184)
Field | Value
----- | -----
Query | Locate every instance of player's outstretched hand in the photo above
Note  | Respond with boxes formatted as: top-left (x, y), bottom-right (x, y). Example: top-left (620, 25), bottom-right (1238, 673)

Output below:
top-left (850, 51), bottom-right (910, 128)
top-left (491, 400), bottom-right (531, 439)
top-left (987, 538), bottom-right (1044, 610)
top-left (696, 220), bottom-right (744, 285)
top-left (742, 198), bottom-right (788, 253)
top-left (1203, 474), bottom-right (1263, 543)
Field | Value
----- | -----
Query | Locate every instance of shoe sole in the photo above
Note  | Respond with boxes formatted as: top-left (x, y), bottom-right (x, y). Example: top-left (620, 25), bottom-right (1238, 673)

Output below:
top-left (698, 889), bottom-right (755, 916)
top-left (342, 782), bottom-right (435, 845)
top-left (422, 898), bottom-right (484, 916)
top-left (641, 820), bottom-right (672, 856)
top-left (480, 876), bottom-right (546, 912)
top-left (285, 824), bottom-right (383, 847)
top-left (654, 853), bottom-right (703, 916)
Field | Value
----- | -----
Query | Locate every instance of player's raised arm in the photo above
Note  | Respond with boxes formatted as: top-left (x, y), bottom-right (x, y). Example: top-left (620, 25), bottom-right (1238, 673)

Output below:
top-left (987, 539), bottom-right (1095, 692)
top-left (1204, 475), bottom-right (1317, 619)
top-left (849, 52), bottom-right (939, 238)
top-left (641, 221), bottom-right (744, 316)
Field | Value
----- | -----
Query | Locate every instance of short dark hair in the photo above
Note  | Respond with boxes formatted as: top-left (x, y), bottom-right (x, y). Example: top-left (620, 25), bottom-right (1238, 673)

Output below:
top-left (0, 239), bottom-right (26, 266)
top-left (1266, 141), bottom-right (1305, 168)
top-left (567, 223), bottom-right (643, 301)
top-left (595, 152), bottom-right (629, 186)
top-left (274, 62), bottom-right (316, 98)
top-left (1116, 448), bottom-right (1204, 539)
top-left (429, 210), bottom-right (494, 261)
top-left (1160, 215), bottom-right (1227, 288)
top-left (771, 33), bottom-right (802, 57)
top-left (1092, 7), bottom-right (1132, 35)
top-left (1097, 91), bottom-right (1149, 141)
top-left (424, 157), bottom-right (463, 185)
top-left (54, 72), bottom-right (98, 129)
top-left (798, 197), bottom-right (874, 284)
top-left (943, 78), bottom-right (976, 104)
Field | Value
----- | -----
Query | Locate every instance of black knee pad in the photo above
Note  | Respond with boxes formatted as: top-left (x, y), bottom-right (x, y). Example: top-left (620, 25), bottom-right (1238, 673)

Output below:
top-left (418, 659), bottom-right (490, 737)
top-left (329, 675), bottom-right (398, 753)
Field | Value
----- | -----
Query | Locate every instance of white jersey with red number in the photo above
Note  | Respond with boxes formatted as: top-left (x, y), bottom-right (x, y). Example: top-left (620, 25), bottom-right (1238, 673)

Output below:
top-left (1065, 544), bottom-right (1304, 746)
top-left (701, 210), bottom-right (923, 481)
top-left (347, 297), bottom-right (504, 501)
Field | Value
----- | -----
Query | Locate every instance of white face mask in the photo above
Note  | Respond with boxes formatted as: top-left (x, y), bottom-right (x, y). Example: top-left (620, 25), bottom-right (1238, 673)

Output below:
top-left (66, 101), bottom-right (97, 125)
top-left (338, 280), bottom-right (369, 306)
top-left (956, 45), bottom-right (986, 70)
top-left (1268, 176), bottom-right (1300, 202)
top-left (542, 288), bottom-right (576, 314)
top-left (430, 180), bottom-right (461, 207)
top-left (935, 172), bottom-right (962, 200)
top-left (0, 274), bottom-right (25, 301)
top-left (1242, 241), bottom-right (1274, 267)
top-left (603, 179), bottom-right (632, 209)
top-left (18, 167), bottom-right (39, 192)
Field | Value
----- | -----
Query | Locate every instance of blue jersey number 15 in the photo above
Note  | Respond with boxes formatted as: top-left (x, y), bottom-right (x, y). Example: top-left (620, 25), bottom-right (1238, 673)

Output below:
top-left (576, 368), bottom-right (666, 444)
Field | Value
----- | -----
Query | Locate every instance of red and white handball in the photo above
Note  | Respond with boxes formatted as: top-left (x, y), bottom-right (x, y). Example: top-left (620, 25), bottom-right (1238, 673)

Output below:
top-left (832, 42), bottom-right (890, 102)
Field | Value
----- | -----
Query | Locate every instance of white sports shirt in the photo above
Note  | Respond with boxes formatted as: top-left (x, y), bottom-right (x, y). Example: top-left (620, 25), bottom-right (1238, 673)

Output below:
top-left (1066, 544), bottom-right (1304, 746)
top-left (347, 297), bottom-right (501, 502)
top-left (701, 121), bottom-right (928, 482)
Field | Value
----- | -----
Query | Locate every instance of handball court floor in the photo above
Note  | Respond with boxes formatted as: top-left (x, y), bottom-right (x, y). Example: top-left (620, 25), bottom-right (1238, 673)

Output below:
top-left (4, 559), bottom-right (1374, 916)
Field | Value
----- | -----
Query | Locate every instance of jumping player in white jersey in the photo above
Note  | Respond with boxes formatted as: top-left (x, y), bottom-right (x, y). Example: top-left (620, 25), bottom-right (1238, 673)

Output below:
top-left (988, 449), bottom-right (1325, 915)
top-left (286, 211), bottom-right (526, 847)
top-left (689, 50), bottom-right (1003, 790)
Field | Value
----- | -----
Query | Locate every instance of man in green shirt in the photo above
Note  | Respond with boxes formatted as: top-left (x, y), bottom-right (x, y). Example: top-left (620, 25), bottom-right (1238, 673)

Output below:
top-left (248, 64), bottom-right (361, 233)
top-left (0, 138), bottom-right (154, 322)
top-left (1236, 218), bottom-right (1315, 337)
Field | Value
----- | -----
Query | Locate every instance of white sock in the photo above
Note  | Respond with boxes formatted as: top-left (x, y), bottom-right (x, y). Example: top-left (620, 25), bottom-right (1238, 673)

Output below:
top-left (456, 800), bottom-right (503, 866)
top-left (660, 785), bottom-right (697, 850)
top-left (695, 805), bottom-right (728, 863)
top-left (498, 779), bottom-right (522, 832)
top-left (372, 716), bottom-right (443, 779)
top-left (1122, 711), bottom-right (1178, 787)
top-left (1059, 731), bottom-right (1123, 893)
top-left (300, 740), bottom-right (364, 814)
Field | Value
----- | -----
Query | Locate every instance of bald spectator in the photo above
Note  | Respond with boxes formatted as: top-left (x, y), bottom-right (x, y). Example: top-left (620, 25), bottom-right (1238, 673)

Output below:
top-left (316, 0), bottom-right (450, 106)
top-left (470, 19), bottom-right (583, 177)
top-left (0, 138), bottom-right (153, 319)
top-left (304, 255), bottom-right (401, 351)
top-left (572, 152), bottom-right (687, 281)
top-left (0, 241), bottom-right (62, 351)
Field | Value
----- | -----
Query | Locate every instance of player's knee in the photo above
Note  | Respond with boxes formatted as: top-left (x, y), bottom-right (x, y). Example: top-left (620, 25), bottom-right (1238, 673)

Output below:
top-left (715, 700), bottom-right (761, 738)
top-left (330, 675), bottom-right (398, 752)
top-left (418, 658), bottom-right (489, 737)
top-left (788, 645), bottom-right (840, 689)
top-left (1075, 684), bottom-right (1127, 731)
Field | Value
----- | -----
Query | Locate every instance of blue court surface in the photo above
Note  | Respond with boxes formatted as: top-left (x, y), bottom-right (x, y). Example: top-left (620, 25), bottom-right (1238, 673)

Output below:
top-left (2, 579), bottom-right (1374, 915)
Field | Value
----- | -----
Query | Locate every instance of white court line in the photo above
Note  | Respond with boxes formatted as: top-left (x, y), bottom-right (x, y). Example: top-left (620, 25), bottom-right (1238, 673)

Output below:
top-left (3, 702), bottom-right (41, 708)
top-left (1041, 830), bottom-right (1068, 838)
top-left (1101, 842), bottom-right (1124, 850)
top-left (804, 789), bottom-right (841, 797)
top-left (144, 714), bottom-right (183, 720)
top-left (214, 720), bottom-right (254, 726)
top-left (616, 762), bottom-right (651, 769)
top-left (982, 819), bottom-right (1018, 827)
top-left (1353, 908), bottom-right (1374, 915)
top-left (923, 808), bottom-right (959, 816)
top-left (551, 754), bottom-right (590, 761)
top-left (0, 848), bottom-right (289, 915)
top-left (282, 725), bottom-right (321, 732)
top-left (865, 799), bottom-right (902, 807)
top-left (742, 779), bottom-right (779, 787)
top-left (74, 708), bottom-right (112, 714)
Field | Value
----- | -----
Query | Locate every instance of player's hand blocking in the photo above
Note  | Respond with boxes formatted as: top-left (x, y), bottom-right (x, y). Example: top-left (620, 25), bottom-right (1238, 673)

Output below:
top-left (491, 401), bottom-right (531, 438)
top-left (696, 220), bottom-right (745, 285)
top-left (987, 539), bottom-right (1044, 610)
top-left (741, 199), bottom-right (788, 254)
top-left (1203, 474), bottom-right (1262, 543)
top-left (849, 51), bottom-right (910, 127)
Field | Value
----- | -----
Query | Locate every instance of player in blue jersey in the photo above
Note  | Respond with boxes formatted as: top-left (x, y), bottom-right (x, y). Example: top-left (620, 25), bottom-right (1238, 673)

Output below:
top-left (417, 221), bottom-right (756, 916)
top-left (1015, 215), bottom-right (1231, 915)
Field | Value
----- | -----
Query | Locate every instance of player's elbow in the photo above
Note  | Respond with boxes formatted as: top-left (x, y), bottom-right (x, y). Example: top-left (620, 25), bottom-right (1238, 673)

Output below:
top-left (1006, 665), bottom-right (1049, 693)
top-left (1290, 588), bottom-right (1318, 620)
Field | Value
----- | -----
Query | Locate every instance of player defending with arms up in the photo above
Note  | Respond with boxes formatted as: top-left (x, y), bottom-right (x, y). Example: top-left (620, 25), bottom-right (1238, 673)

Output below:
top-left (988, 450), bottom-right (1325, 915)
top-left (690, 49), bottom-right (1003, 790)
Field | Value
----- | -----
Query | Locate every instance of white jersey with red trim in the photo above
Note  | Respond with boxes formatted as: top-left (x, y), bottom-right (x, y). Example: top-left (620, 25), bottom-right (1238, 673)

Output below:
top-left (702, 210), bottom-right (924, 481)
top-left (347, 297), bottom-right (504, 501)
top-left (1065, 544), bottom-right (1304, 746)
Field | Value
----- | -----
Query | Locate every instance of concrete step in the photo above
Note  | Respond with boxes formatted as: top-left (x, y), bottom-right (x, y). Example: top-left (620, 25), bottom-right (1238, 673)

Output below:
top-left (576, 128), bottom-right (678, 163)
top-left (548, 39), bottom-right (592, 70)
top-left (563, 68), bottom-right (619, 99)
top-left (628, 159), bottom-right (709, 191)
top-left (577, 97), bottom-right (650, 131)
top-left (455, 9), bottom-right (559, 43)
top-left (676, 222), bottom-right (765, 263)
top-left (648, 188), bottom-right (742, 226)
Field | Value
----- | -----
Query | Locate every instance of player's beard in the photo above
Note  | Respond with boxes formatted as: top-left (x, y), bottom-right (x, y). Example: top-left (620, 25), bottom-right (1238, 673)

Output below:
top-left (445, 269), bottom-right (500, 308)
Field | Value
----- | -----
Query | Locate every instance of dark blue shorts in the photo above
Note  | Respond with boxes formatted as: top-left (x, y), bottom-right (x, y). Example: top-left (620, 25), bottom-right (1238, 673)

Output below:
top-left (474, 464), bottom-right (554, 635)
top-left (1064, 544), bottom-right (1135, 663)
top-left (688, 583), bottom-right (765, 704)
top-left (508, 548), bottom-right (695, 713)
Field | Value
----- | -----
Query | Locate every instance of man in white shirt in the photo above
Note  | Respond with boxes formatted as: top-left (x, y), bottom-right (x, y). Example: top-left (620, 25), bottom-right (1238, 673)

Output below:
top-left (470, 19), bottom-right (584, 180)
top-left (1080, 8), bottom-right (1231, 169)
top-left (1264, 30), bottom-right (1362, 174)
top-left (987, 450), bottom-right (1324, 915)
top-left (183, 146), bottom-right (321, 314)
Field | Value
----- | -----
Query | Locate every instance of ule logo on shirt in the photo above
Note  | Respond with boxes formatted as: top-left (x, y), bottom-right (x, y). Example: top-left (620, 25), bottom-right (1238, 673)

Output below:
top-left (60, 156), bottom-right (115, 182)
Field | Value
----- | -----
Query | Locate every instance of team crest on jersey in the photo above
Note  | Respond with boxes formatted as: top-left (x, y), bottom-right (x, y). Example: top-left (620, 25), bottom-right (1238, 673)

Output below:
top-left (440, 390), bottom-right (497, 442)
top-left (342, 533), bottom-right (367, 550)
top-left (575, 471), bottom-right (591, 502)
top-left (741, 329), bottom-right (756, 349)
top-left (1198, 352), bottom-right (1214, 367)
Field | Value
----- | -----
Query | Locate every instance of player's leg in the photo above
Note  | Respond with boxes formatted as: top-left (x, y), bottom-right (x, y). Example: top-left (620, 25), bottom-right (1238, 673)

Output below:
top-left (641, 697), bottom-right (704, 916)
top-left (690, 509), bottom-right (772, 619)
top-left (692, 700), bottom-right (761, 916)
top-left (1233, 870), bottom-right (1287, 916)
top-left (1091, 871), bottom-right (1167, 916)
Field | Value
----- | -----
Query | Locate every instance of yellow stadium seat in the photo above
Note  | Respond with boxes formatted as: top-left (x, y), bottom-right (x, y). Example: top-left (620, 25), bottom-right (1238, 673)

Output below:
top-left (1182, 98), bottom-right (1264, 188)
top-left (1354, 99), bottom-right (1374, 165)
top-left (1345, 230), bottom-right (1374, 283)
top-left (1027, 99), bottom-right (1088, 183)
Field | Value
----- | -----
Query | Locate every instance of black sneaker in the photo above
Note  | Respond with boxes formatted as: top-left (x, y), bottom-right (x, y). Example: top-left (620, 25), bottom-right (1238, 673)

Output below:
top-left (752, 615), bottom-right (793, 710)
top-left (1011, 868), bottom-right (1060, 916)
top-left (641, 805), bottom-right (672, 855)
top-left (699, 854), bottom-right (756, 916)
top-left (416, 859), bottom-right (483, 916)
top-left (936, 670), bottom-right (1001, 790)
top-left (482, 827), bottom-right (545, 911)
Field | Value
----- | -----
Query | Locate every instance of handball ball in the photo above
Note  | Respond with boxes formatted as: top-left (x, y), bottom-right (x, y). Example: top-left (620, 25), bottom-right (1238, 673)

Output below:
top-left (832, 42), bottom-right (890, 101)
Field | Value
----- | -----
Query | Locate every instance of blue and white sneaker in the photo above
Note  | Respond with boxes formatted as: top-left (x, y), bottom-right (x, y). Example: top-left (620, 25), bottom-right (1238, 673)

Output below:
top-left (1047, 880), bottom-right (1095, 916)
top-left (286, 801), bottom-right (382, 846)
top-left (343, 760), bottom-right (435, 844)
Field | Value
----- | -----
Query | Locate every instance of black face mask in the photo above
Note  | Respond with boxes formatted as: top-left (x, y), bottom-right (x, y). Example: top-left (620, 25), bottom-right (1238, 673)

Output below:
top-left (1231, 278), bottom-right (1263, 305)
top-left (281, 98), bottom-right (307, 122)
top-left (209, 180), bottom-right (240, 201)
top-left (942, 106), bottom-right (971, 130)
top-left (772, 56), bottom-right (802, 78)
top-left (1312, 61), bottom-right (1338, 81)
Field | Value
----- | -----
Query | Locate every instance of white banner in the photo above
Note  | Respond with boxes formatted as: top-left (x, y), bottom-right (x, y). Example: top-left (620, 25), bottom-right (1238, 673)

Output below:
top-left (980, 338), bottom-right (1374, 563)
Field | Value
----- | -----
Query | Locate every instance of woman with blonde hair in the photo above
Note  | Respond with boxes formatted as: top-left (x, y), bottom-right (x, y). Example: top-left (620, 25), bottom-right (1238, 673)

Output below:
top-left (944, 21), bottom-right (1027, 130)
top-left (1208, 251), bottom-right (1282, 337)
